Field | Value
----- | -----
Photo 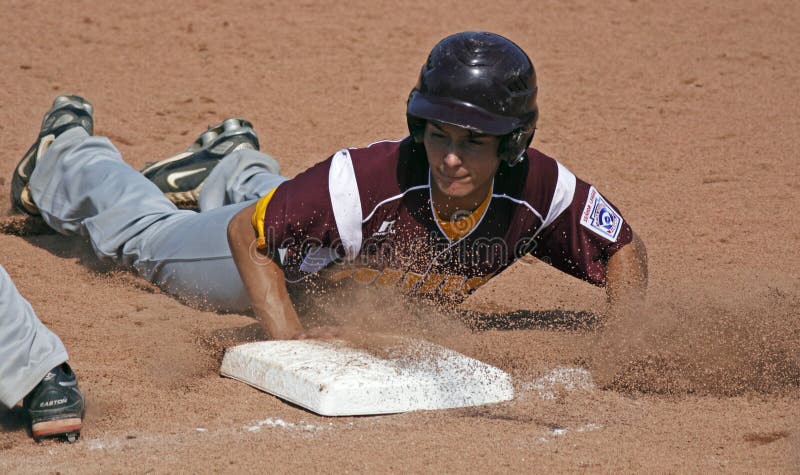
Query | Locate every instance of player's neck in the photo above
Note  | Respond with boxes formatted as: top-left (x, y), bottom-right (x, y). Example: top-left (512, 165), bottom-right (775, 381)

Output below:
top-left (431, 186), bottom-right (491, 221)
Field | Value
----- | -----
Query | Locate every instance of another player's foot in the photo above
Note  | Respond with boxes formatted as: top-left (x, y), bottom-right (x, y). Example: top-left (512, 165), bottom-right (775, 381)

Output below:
top-left (11, 95), bottom-right (94, 216)
top-left (141, 118), bottom-right (259, 209)
top-left (23, 363), bottom-right (85, 443)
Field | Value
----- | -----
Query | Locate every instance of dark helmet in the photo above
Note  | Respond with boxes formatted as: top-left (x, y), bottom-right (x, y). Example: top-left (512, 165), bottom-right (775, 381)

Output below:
top-left (407, 31), bottom-right (538, 166)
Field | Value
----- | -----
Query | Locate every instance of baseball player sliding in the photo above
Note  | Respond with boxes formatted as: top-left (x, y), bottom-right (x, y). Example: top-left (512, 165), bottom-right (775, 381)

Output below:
top-left (7, 31), bottom-right (647, 438)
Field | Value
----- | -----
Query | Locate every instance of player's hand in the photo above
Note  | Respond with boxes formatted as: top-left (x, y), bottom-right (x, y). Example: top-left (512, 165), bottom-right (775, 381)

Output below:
top-left (297, 326), bottom-right (343, 340)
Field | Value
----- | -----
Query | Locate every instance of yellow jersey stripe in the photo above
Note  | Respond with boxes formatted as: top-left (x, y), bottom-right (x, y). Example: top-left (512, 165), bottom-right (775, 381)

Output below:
top-left (251, 187), bottom-right (279, 250)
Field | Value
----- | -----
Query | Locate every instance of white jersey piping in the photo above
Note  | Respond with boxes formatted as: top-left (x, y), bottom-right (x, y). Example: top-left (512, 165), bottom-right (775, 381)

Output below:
top-left (361, 184), bottom-right (429, 224)
top-left (490, 194), bottom-right (544, 221)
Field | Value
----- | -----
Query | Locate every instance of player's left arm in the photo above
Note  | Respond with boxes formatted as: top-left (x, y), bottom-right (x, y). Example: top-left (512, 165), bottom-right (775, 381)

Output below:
top-left (529, 175), bottom-right (647, 306)
top-left (604, 231), bottom-right (648, 306)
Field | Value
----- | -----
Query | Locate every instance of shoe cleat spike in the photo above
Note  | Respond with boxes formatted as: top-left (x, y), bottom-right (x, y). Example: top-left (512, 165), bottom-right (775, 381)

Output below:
top-left (222, 118), bottom-right (242, 132)
top-left (199, 130), bottom-right (219, 146)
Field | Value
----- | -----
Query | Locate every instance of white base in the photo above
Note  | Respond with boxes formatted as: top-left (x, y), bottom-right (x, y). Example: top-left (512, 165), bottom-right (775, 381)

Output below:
top-left (220, 338), bottom-right (514, 416)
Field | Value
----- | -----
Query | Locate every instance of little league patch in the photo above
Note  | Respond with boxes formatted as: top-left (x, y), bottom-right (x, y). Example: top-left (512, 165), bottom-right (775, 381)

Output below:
top-left (580, 186), bottom-right (623, 242)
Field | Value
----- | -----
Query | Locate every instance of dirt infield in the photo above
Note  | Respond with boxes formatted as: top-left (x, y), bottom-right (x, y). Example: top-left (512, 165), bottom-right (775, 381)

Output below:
top-left (1, 0), bottom-right (798, 472)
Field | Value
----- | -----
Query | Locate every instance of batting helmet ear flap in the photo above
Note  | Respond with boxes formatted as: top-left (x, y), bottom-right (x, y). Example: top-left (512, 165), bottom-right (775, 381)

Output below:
top-left (406, 87), bottom-right (427, 142)
top-left (499, 124), bottom-right (536, 166)
top-left (407, 116), bottom-right (426, 143)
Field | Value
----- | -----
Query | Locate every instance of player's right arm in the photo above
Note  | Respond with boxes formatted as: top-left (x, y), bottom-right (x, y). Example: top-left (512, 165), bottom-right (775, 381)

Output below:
top-left (227, 146), bottom-right (384, 339)
top-left (227, 203), bottom-right (305, 340)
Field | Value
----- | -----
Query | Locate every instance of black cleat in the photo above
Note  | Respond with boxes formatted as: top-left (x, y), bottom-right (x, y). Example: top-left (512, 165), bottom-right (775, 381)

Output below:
top-left (11, 95), bottom-right (94, 216)
top-left (23, 363), bottom-right (85, 443)
top-left (141, 118), bottom-right (259, 209)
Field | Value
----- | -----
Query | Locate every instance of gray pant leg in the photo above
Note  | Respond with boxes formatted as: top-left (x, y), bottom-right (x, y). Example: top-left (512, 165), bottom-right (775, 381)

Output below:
top-left (198, 148), bottom-right (285, 211)
top-left (0, 265), bottom-right (68, 408)
top-left (30, 128), bottom-right (286, 313)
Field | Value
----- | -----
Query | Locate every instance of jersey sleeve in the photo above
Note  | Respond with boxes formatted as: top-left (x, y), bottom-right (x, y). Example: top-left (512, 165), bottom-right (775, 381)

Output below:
top-left (252, 145), bottom-right (378, 278)
top-left (531, 177), bottom-right (634, 286)
top-left (256, 154), bottom-right (346, 271)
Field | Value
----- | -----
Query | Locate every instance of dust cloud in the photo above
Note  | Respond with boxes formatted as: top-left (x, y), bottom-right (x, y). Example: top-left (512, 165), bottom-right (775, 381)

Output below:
top-left (298, 275), bottom-right (800, 397)
top-left (591, 282), bottom-right (800, 396)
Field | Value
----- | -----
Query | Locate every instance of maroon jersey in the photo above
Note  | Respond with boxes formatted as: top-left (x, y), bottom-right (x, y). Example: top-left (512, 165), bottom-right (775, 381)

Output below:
top-left (258, 137), bottom-right (633, 302)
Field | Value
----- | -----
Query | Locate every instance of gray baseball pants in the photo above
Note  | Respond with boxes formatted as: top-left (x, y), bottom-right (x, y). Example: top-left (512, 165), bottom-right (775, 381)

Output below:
top-left (30, 127), bottom-right (287, 311)
top-left (0, 265), bottom-right (69, 408)
top-left (0, 127), bottom-right (287, 407)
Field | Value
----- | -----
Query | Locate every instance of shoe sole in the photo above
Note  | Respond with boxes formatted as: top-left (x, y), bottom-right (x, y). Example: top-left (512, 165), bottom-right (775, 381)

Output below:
top-left (11, 96), bottom-right (93, 216)
top-left (12, 135), bottom-right (56, 215)
top-left (31, 417), bottom-right (82, 442)
top-left (41, 96), bottom-right (94, 136)
top-left (164, 183), bottom-right (205, 210)
top-left (140, 118), bottom-right (258, 175)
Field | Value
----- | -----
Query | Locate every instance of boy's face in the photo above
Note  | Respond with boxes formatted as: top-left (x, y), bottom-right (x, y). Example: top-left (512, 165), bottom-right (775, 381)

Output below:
top-left (423, 121), bottom-right (502, 210)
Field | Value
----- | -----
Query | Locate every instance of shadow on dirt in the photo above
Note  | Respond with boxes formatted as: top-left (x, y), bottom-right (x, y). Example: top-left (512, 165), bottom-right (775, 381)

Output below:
top-left (0, 214), bottom-right (55, 237)
top-left (31, 235), bottom-right (117, 273)
top-left (2, 213), bottom-right (124, 273)
top-left (0, 406), bottom-right (28, 435)
top-left (1, 214), bottom-right (118, 274)
top-left (460, 309), bottom-right (600, 332)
